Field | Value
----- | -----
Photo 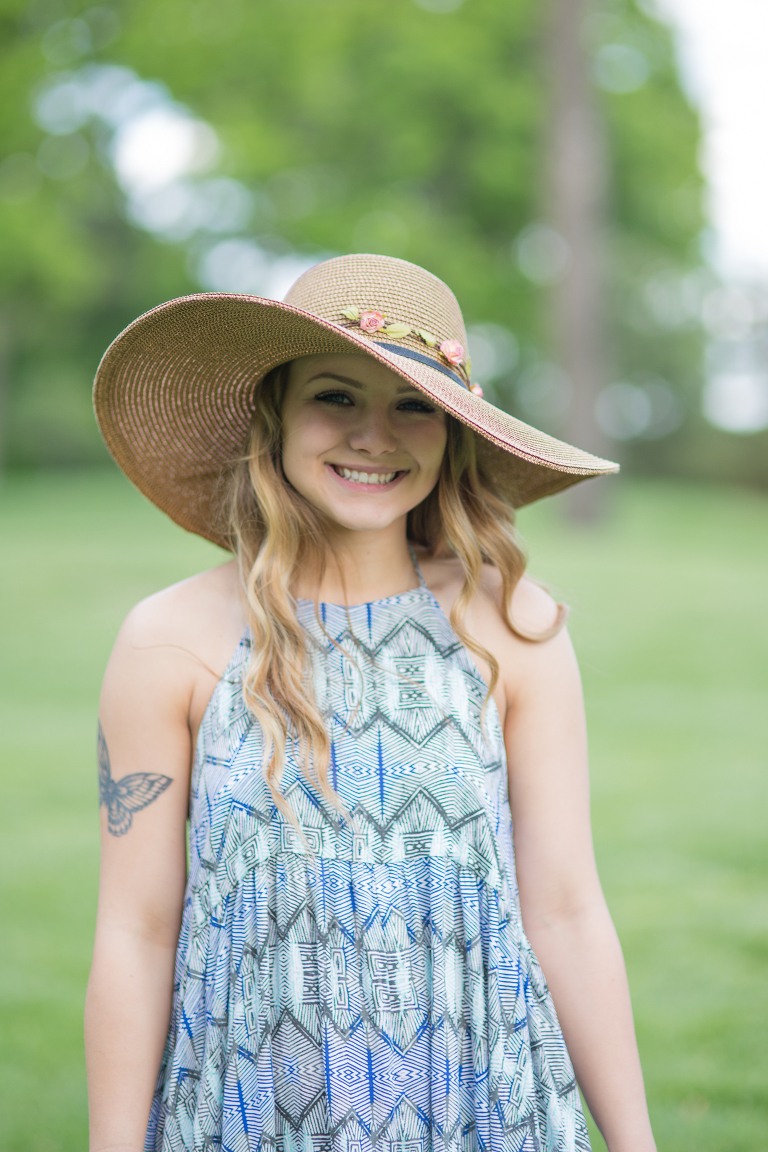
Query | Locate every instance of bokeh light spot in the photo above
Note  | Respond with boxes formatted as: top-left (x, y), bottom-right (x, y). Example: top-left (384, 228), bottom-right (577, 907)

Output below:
top-left (514, 225), bottom-right (570, 285)
top-left (594, 44), bottom-right (650, 94)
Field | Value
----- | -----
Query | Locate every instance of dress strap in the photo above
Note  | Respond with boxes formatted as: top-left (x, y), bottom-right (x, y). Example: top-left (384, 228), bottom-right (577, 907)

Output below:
top-left (407, 544), bottom-right (428, 589)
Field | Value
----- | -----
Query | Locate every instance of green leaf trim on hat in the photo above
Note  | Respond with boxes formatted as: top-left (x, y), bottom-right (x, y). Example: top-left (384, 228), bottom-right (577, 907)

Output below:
top-left (382, 322), bottom-right (411, 338)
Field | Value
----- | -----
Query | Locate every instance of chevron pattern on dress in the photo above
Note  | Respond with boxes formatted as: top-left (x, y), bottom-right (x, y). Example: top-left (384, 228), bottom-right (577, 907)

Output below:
top-left (145, 581), bottom-right (591, 1152)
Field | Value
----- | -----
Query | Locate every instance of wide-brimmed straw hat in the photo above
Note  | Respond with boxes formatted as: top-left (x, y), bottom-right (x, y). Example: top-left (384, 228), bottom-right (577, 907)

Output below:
top-left (94, 252), bottom-right (617, 548)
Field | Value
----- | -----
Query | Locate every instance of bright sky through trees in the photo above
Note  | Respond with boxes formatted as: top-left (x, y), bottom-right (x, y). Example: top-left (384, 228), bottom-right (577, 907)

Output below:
top-left (659, 0), bottom-right (768, 279)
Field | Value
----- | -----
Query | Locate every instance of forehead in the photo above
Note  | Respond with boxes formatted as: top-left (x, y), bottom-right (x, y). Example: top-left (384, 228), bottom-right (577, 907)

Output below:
top-left (288, 352), bottom-right (418, 392)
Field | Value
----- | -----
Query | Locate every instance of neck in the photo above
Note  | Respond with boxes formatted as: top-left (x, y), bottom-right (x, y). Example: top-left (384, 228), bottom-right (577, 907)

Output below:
top-left (293, 518), bottom-right (419, 605)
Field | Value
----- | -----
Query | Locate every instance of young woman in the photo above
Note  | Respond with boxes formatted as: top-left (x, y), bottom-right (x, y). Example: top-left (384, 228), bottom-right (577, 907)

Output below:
top-left (86, 254), bottom-right (655, 1152)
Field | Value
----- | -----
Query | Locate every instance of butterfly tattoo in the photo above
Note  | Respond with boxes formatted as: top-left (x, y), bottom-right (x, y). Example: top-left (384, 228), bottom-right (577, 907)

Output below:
top-left (98, 722), bottom-right (173, 837)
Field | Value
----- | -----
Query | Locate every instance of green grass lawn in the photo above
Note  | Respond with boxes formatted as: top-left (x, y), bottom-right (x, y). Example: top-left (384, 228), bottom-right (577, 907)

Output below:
top-left (1, 469), bottom-right (766, 1151)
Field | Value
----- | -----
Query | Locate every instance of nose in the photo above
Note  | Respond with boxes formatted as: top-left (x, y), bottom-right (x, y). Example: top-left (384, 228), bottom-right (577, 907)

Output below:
top-left (347, 404), bottom-right (398, 457)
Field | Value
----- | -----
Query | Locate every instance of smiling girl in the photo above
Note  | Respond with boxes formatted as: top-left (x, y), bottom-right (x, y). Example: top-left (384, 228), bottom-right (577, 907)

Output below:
top-left (86, 255), bottom-right (655, 1152)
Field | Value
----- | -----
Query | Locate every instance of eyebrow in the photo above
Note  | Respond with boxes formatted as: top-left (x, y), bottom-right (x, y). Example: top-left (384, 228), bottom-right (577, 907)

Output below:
top-left (307, 372), bottom-right (417, 395)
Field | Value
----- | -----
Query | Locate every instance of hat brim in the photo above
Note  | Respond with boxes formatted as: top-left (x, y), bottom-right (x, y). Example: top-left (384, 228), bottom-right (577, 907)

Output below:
top-left (93, 292), bottom-right (618, 549)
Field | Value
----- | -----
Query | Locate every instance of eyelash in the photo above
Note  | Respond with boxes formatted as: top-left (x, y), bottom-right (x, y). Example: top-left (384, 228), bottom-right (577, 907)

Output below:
top-left (315, 390), bottom-right (353, 406)
top-left (315, 390), bottom-right (436, 414)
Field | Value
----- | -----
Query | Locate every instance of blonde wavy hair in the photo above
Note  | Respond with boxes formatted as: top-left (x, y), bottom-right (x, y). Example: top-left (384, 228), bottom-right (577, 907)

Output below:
top-left (228, 362), bottom-right (565, 827)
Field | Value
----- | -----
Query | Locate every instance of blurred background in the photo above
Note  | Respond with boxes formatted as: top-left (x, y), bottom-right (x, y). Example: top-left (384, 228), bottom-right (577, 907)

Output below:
top-left (0, 0), bottom-right (766, 1149)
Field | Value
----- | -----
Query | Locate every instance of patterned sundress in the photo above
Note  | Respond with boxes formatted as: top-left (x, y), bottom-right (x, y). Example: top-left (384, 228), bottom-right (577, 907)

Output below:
top-left (146, 568), bottom-right (591, 1152)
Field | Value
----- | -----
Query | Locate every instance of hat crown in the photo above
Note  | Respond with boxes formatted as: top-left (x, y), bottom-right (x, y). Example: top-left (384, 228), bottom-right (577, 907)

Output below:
top-left (284, 253), bottom-right (468, 353)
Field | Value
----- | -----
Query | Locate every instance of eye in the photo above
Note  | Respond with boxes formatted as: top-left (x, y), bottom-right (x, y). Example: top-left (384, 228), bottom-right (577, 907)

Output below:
top-left (315, 390), bottom-right (354, 406)
top-left (397, 398), bottom-right (436, 413)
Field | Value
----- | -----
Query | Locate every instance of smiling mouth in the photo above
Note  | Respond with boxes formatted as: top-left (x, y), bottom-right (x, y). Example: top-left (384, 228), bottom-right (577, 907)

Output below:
top-left (330, 465), bottom-right (405, 487)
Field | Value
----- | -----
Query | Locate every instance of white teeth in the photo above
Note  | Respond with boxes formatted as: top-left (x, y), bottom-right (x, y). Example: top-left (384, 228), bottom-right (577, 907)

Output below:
top-left (339, 468), bottom-right (397, 485)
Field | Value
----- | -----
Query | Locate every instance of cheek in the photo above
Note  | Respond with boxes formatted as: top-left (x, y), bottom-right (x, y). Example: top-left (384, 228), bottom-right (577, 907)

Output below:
top-left (409, 419), bottom-right (448, 479)
top-left (281, 408), bottom-right (341, 477)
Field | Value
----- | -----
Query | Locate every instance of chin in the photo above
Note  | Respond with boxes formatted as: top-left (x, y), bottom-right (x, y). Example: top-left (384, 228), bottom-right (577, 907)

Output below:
top-left (330, 509), bottom-right (404, 532)
top-left (310, 485), bottom-right (408, 532)
top-left (321, 492), bottom-right (410, 530)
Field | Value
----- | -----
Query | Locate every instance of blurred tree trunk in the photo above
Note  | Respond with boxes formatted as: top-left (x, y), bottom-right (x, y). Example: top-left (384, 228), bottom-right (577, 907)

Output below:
top-left (546, 0), bottom-right (610, 520)
top-left (0, 314), bottom-right (8, 476)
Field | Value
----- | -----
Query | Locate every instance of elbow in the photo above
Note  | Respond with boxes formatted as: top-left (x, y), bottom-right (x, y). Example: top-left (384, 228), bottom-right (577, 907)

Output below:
top-left (95, 903), bottom-right (183, 954)
top-left (520, 886), bottom-right (611, 935)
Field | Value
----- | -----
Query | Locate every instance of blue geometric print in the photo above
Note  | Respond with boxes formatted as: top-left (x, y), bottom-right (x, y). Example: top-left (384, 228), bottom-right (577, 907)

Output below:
top-left (145, 579), bottom-right (590, 1152)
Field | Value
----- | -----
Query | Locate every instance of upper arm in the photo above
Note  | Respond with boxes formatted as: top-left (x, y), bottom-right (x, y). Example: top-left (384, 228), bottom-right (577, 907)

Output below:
top-left (96, 601), bottom-right (198, 947)
top-left (95, 561), bottom-right (244, 945)
top-left (500, 586), bottom-right (604, 928)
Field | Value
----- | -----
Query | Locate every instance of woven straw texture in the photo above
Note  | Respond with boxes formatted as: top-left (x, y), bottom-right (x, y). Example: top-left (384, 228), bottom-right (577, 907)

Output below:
top-left (93, 253), bottom-right (618, 548)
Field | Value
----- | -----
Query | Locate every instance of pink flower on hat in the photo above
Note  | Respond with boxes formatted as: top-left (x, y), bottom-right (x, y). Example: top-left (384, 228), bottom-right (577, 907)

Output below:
top-left (359, 311), bottom-right (386, 333)
top-left (440, 339), bottom-right (464, 366)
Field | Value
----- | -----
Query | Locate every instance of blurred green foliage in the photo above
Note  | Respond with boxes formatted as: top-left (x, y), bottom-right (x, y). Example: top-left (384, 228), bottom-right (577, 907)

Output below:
top-left (1, 0), bottom-right (765, 479)
top-left (0, 0), bottom-right (193, 465)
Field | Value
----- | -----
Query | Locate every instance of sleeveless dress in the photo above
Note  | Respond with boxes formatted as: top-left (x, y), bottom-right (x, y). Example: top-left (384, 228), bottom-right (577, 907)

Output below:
top-left (146, 570), bottom-right (591, 1152)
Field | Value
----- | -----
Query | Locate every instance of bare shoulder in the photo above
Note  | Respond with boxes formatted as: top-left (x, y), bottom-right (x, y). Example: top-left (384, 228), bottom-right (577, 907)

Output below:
top-left (119, 559), bottom-right (244, 654)
top-left (104, 559), bottom-right (247, 727)
top-left (417, 550), bottom-right (561, 637)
